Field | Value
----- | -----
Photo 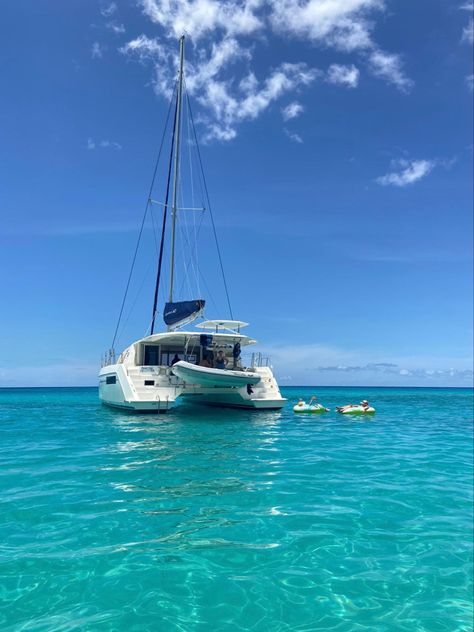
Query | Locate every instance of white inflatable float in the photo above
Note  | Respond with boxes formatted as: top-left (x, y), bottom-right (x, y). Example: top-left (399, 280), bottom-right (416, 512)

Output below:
top-left (293, 400), bottom-right (329, 414)
top-left (337, 405), bottom-right (375, 415)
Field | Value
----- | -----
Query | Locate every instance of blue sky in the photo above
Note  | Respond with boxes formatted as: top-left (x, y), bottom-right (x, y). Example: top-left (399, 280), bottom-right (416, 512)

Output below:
top-left (0, 0), bottom-right (472, 387)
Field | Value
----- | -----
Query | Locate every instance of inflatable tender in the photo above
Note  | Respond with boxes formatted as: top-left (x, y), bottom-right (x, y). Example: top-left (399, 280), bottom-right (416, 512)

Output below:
top-left (336, 405), bottom-right (375, 415)
top-left (293, 401), bottom-right (329, 414)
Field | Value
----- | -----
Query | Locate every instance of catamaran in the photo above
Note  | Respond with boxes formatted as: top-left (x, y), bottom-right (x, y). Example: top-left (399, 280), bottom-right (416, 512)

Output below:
top-left (99, 36), bottom-right (286, 413)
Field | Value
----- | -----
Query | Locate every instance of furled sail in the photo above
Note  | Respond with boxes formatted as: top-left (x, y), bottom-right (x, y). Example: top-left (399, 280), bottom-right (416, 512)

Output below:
top-left (163, 299), bottom-right (205, 328)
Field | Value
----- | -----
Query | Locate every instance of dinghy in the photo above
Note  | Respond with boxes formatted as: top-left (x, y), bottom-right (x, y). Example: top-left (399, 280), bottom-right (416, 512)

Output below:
top-left (172, 361), bottom-right (261, 388)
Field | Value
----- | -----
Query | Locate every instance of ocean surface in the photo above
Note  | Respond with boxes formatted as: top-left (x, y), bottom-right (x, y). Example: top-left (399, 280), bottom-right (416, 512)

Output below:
top-left (0, 386), bottom-right (472, 631)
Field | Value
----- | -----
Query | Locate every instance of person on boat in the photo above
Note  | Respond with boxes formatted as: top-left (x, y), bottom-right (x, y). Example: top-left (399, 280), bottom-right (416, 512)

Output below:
top-left (215, 350), bottom-right (228, 370)
top-left (170, 354), bottom-right (180, 366)
top-left (360, 400), bottom-right (370, 410)
top-left (199, 355), bottom-right (212, 368)
top-left (232, 342), bottom-right (241, 368)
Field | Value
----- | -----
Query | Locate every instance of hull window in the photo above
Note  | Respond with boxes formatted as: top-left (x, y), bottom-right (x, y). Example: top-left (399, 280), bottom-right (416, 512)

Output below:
top-left (144, 380), bottom-right (155, 386)
top-left (106, 375), bottom-right (117, 385)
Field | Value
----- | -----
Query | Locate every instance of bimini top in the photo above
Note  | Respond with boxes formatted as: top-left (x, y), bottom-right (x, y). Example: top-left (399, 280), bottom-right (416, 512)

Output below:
top-left (196, 320), bottom-right (248, 332)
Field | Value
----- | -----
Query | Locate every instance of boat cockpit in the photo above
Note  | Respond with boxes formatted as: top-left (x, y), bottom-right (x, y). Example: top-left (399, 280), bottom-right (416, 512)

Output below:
top-left (118, 321), bottom-right (257, 371)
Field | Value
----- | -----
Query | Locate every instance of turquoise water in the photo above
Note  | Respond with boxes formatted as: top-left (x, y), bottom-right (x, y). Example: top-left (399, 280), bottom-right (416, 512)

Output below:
top-left (0, 386), bottom-right (472, 631)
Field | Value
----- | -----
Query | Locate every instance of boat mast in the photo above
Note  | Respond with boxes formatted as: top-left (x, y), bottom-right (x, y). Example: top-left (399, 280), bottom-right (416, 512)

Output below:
top-left (168, 35), bottom-right (185, 306)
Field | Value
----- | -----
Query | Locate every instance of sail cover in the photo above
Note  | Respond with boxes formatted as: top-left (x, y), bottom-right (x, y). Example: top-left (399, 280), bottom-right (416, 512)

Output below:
top-left (163, 300), bottom-right (205, 327)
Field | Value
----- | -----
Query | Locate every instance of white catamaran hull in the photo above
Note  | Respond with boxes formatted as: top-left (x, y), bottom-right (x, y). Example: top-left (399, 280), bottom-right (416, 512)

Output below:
top-left (99, 363), bottom-right (285, 412)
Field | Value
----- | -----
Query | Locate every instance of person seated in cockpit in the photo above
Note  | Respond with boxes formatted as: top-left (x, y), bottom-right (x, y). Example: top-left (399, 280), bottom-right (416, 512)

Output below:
top-left (215, 350), bottom-right (228, 370)
top-left (199, 354), bottom-right (212, 368)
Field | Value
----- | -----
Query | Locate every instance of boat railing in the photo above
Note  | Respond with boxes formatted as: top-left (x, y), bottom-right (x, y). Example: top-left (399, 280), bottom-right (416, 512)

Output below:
top-left (250, 352), bottom-right (271, 368)
top-left (101, 348), bottom-right (116, 368)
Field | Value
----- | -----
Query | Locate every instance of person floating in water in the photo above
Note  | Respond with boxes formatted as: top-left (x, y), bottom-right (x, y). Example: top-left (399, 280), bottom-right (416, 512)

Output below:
top-left (336, 399), bottom-right (370, 412)
top-left (215, 350), bottom-right (228, 370)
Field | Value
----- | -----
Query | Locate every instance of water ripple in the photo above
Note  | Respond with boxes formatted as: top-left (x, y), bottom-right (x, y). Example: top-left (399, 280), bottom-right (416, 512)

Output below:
top-left (0, 386), bottom-right (472, 631)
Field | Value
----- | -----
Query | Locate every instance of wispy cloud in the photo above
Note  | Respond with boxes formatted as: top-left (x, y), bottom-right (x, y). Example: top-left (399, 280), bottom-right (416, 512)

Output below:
top-left (260, 342), bottom-right (473, 386)
top-left (119, 0), bottom-right (412, 141)
top-left (269, 0), bottom-right (379, 51)
top-left (327, 63), bottom-right (359, 88)
top-left (101, 2), bottom-right (117, 18)
top-left (87, 138), bottom-right (122, 150)
top-left (462, 17), bottom-right (474, 43)
top-left (376, 158), bottom-right (435, 187)
top-left (281, 101), bottom-right (304, 121)
top-left (122, 34), bottom-right (318, 140)
top-left (91, 41), bottom-right (105, 59)
top-left (460, 2), bottom-right (474, 43)
top-left (284, 128), bottom-right (303, 143)
top-left (315, 362), bottom-right (473, 380)
top-left (466, 73), bottom-right (474, 91)
top-left (106, 22), bottom-right (126, 34)
top-left (368, 49), bottom-right (413, 92)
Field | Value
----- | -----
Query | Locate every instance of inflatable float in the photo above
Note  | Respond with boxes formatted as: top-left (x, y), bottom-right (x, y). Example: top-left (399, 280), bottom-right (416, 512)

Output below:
top-left (336, 405), bottom-right (375, 415)
top-left (293, 400), bottom-right (329, 413)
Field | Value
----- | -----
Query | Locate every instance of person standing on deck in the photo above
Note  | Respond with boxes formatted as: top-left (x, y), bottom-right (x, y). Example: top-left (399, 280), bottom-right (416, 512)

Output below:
top-left (232, 342), bottom-right (241, 368)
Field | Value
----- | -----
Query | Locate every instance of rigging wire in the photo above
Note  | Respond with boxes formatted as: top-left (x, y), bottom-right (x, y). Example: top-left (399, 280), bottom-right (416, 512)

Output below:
top-left (150, 84), bottom-right (180, 334)
top-left (111, 81), bottom-right (177, 349)
top-left (149, 203), bottom-right (160, 257)
top-left (116, 259), bottom-right (154, 345)
top-left (150, 112), bottom-right (178, 333)
top-left (176, 209), bottom-right (205, 299)
top-left (186, 96), bottom-right (201, 297)
top-left (185, 88), bottom-right (234, 320)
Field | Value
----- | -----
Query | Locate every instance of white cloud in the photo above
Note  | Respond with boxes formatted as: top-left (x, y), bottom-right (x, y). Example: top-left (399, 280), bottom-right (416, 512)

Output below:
top-left (88, 138), bottom-right (122, 150)
top-left (281, 101), bottom-right (304, 120)
top-left (119, 0), bottom-right (412, 140)
top-left (121, 34), bottom-right (167, 59)
top-left (141, 0), bottom-right (263, 41)
top-left (123, 34), bottom-right (318, 139)
top-left (106, 22), bottom-right (126, 34)
top-left (368, 49), bottom-right (413, 91)
top-left (101, 2), bottom-right (117, 17)
top-left (462, 17), bottom-right (474, 43)
top-left (327, 63), bottom-right (359, 87)
top-left (284, 128), bottom-right (303, 143)
top-left (269, 0), bottom-right (381, 51)
top-left (202, 62), bottom-right (316, 140)
top-left (91, 42), bottom-right (105, 59)
top-left (261, 342), bottom-right (473, 386)
top-left (466, 73), bottom-right (474, 91)
top-left (460, 3), bottom-right (474, 43)
top-left (376, 158), bottom-right (435, 187)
